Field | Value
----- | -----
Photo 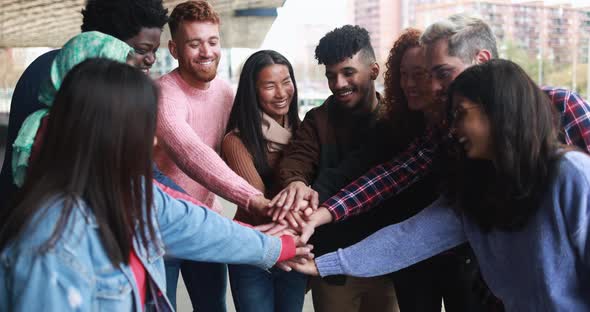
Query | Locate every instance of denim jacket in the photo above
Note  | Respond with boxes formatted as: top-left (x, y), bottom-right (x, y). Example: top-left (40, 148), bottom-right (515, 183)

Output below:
top-left (0, 185), bottom-right (282, 311)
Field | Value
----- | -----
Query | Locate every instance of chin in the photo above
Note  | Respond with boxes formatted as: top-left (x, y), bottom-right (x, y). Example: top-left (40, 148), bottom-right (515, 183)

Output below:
top-left (197, 71), bottom-right (217, 82)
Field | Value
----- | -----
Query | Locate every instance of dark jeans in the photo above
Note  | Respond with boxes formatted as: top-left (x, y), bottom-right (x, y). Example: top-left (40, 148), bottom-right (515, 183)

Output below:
top-left (228, 264), bottom-right (307, 312)
top-left (165, 258), bottom-right (228, 312)
top-left (392, 244), bottom-right (493, 312)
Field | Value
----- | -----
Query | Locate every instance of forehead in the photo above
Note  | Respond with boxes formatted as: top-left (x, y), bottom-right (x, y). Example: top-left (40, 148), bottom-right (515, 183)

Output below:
top-left (257, 64), bottom-right (290, 82)
top-left (179, 21), bottom-right (220, 40)
top-left (401, 46), bottom-right (426, 68)
top-left (425, 38), bottom-right (466, 69)
top-left (125, 27), bottom-right (162, 46)
top-left (325, 52), bottom-right (367, 72)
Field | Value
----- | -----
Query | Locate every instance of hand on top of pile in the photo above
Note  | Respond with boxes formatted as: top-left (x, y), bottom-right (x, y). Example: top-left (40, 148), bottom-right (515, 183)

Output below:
top-left (267, 181), bottom-right (319, 221)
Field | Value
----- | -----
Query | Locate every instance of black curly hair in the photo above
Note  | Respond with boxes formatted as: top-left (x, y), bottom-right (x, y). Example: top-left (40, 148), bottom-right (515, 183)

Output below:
top-left (315, 25), bottom-right (376, 66)
top-left (81, 0), bottom-right (168, 41)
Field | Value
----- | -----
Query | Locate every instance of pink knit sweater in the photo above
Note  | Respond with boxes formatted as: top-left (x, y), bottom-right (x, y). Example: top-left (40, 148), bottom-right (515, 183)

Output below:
top-left (154, 69), bottom-right (261, 212)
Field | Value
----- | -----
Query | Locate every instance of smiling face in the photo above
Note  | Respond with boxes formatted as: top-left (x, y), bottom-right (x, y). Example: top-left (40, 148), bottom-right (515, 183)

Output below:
top-left (169, 21), bottom-right (221, 89)
top-left (125, 27), bottom-right (162, 74)
top-left (426, 38), bottom-right (471, 106)
top-left (400, 46), bottom-right (432, 112)
top-left (256, 64), bottom-right (295, 123)
top-left (325, 51), bottom-right (378, 111)
top-left (452, 94), bottom-right (493, 160)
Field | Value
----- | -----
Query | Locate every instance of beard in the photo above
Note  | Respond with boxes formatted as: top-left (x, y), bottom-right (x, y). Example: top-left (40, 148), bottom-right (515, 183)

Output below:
top-left (193, 60), bottom-right (219, 82)
top-left (194, 68), bottom-right (217, 82)
top-left (182, 57), bottom-right (220, 83)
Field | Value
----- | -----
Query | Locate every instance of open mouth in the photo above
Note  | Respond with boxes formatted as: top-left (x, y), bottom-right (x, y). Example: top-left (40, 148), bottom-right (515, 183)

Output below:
top-left (196, 59), bottom-right (215, 66)
top-left (335, 89), bottom-right (354, 101)
top-left (272, 99), bottom-right (289, 108)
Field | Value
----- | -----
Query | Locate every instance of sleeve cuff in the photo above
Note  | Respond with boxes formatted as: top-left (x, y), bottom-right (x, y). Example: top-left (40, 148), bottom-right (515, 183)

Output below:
top-left (277, 235), bottom-right (296, 262)
top-left (322, 199), bottom-right (345, 221)
top-left (315, 251), bottom-right (345, 277)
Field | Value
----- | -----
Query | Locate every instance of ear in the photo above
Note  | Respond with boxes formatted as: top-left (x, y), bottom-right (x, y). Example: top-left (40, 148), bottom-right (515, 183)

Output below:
top-left (474, 49), bottom-right (492, 64)
top-left (168, 39), bottom-right (179, 60)
top-left (370, 62), bottom-right (380, 81)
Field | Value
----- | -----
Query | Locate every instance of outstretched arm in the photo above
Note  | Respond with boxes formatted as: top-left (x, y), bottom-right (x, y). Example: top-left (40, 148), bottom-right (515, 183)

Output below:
top-left (288, 197), bottom-right (467, 277)
top-left (156, 93), bottom-right (262, 209)
top-left (154, 185), bottom-right (303, 269)
top-left (323, 129), bottom-right (442, 221)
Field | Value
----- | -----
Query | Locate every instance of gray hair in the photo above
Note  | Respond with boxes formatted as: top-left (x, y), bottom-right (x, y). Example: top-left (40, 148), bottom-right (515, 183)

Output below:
top-left (420, 13), bottom-right (499, 63)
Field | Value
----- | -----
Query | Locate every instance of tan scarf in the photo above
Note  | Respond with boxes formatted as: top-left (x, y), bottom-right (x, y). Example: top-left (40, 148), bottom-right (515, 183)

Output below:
top-left (260, 113), bottom-right (292, 152)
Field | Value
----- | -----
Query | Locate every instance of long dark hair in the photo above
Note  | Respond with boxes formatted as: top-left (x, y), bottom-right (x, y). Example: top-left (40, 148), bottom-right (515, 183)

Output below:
top-left (384, 28), bottom-right (428, 151)
top-left (445, 59), bottom-right (562, 231)
top-left (226, 50), bottom-right (299, 183)
top-left (0, 59), bottom-right (159, 266)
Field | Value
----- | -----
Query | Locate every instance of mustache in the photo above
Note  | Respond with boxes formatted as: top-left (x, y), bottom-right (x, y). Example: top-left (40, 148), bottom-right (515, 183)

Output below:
top-left (335, 87), bottom-right (355, 94)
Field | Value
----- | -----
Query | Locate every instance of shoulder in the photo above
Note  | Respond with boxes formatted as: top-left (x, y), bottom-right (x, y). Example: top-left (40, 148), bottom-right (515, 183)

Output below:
top-left (3, 196), bottom-right (91, 253)
top-left (541, 86), bottom-right (588, 111)
top-left (213, 77), bottom-right (233, 93)
top-left (211, 78), bottom-right (235, 106)
top-left (25, 49), bottom-right (59, 75)
top-left (550, 151), bottom-right (590, 203)
top-left (301, 98), bottom-right (331, 123)
top-left (557, 151), bottom-right (590, 186)
top-left (157, 69), bottom-right (182, 91)
top-left (13, 49), bottom-right (58, 91)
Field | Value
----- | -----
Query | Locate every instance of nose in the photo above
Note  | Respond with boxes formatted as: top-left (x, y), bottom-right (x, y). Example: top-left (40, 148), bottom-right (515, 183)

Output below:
top-left (431, 77), bottom-right (443, 94)
top-left (145, 51), bottom-right (156, 66)
top-left (199, 43), bottom-right (212, 58)
top-left (275, 85), bottom-right (287, 99)
top-left (334, 74), bottom-right (348, 90)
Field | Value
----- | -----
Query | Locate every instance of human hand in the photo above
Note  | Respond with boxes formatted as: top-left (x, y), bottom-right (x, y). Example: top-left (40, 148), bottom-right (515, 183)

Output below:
top-left (278, 258), bottom-right (319, 276)
top-left (248, 195), bottom-right (271, 217)
top-left (298, 207), bottom-right (333, 244)
top-left (268, 181), bottom-right (319, 221)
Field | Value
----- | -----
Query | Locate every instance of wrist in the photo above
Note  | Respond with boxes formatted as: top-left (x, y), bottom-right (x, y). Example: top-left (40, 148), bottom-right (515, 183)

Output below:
top-left (310, 207), bottom-right (333, 227)
top-left (248, 195), bottom-right (269, 214)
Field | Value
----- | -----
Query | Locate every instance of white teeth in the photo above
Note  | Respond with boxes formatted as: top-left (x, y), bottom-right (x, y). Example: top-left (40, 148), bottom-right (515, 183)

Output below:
top-left (338, 90), bottom-right (353, 96)
top-left (197, 60), bottom-right (213, 65)
top-left (458, 137), bottom-right (467, 143)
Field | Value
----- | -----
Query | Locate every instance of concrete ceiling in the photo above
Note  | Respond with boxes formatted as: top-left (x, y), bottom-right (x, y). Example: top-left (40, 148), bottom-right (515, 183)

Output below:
top-left (0, 0), bottom-right (284, 48)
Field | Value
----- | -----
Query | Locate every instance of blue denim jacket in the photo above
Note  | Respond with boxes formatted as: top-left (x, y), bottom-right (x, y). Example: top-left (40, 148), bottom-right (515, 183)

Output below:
top-left (0, 185), bottom-right (282, 311)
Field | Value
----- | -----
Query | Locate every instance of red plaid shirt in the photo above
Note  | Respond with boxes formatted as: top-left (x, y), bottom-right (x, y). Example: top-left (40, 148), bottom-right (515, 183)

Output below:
top-left (323, 87), bottom-right (590, 221)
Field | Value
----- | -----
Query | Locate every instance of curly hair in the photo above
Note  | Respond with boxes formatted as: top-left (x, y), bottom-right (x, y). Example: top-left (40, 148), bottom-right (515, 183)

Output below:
top-left (315, 25), bottom-right (375, 66)
top-left (81, 0), bottom-right (168, 41)
top-left (384, 28), bottom-right (427, 151)
top-left (168, 1), bottom-right (221, 37)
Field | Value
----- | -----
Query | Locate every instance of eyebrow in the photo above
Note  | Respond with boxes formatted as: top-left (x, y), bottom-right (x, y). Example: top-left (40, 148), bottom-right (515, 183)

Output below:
top-left (185, 36), bottom-right (219, 44)
top-left (431, 64), bottom-right (450, 72)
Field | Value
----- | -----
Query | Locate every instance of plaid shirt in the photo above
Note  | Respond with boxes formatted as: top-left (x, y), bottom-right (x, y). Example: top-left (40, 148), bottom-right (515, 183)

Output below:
top-left (324, 87), bottom-right (590, 221)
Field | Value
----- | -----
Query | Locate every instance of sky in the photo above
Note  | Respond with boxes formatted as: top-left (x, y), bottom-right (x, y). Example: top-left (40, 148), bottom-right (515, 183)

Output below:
top-left (261, 0), bottom-right (350, 57)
